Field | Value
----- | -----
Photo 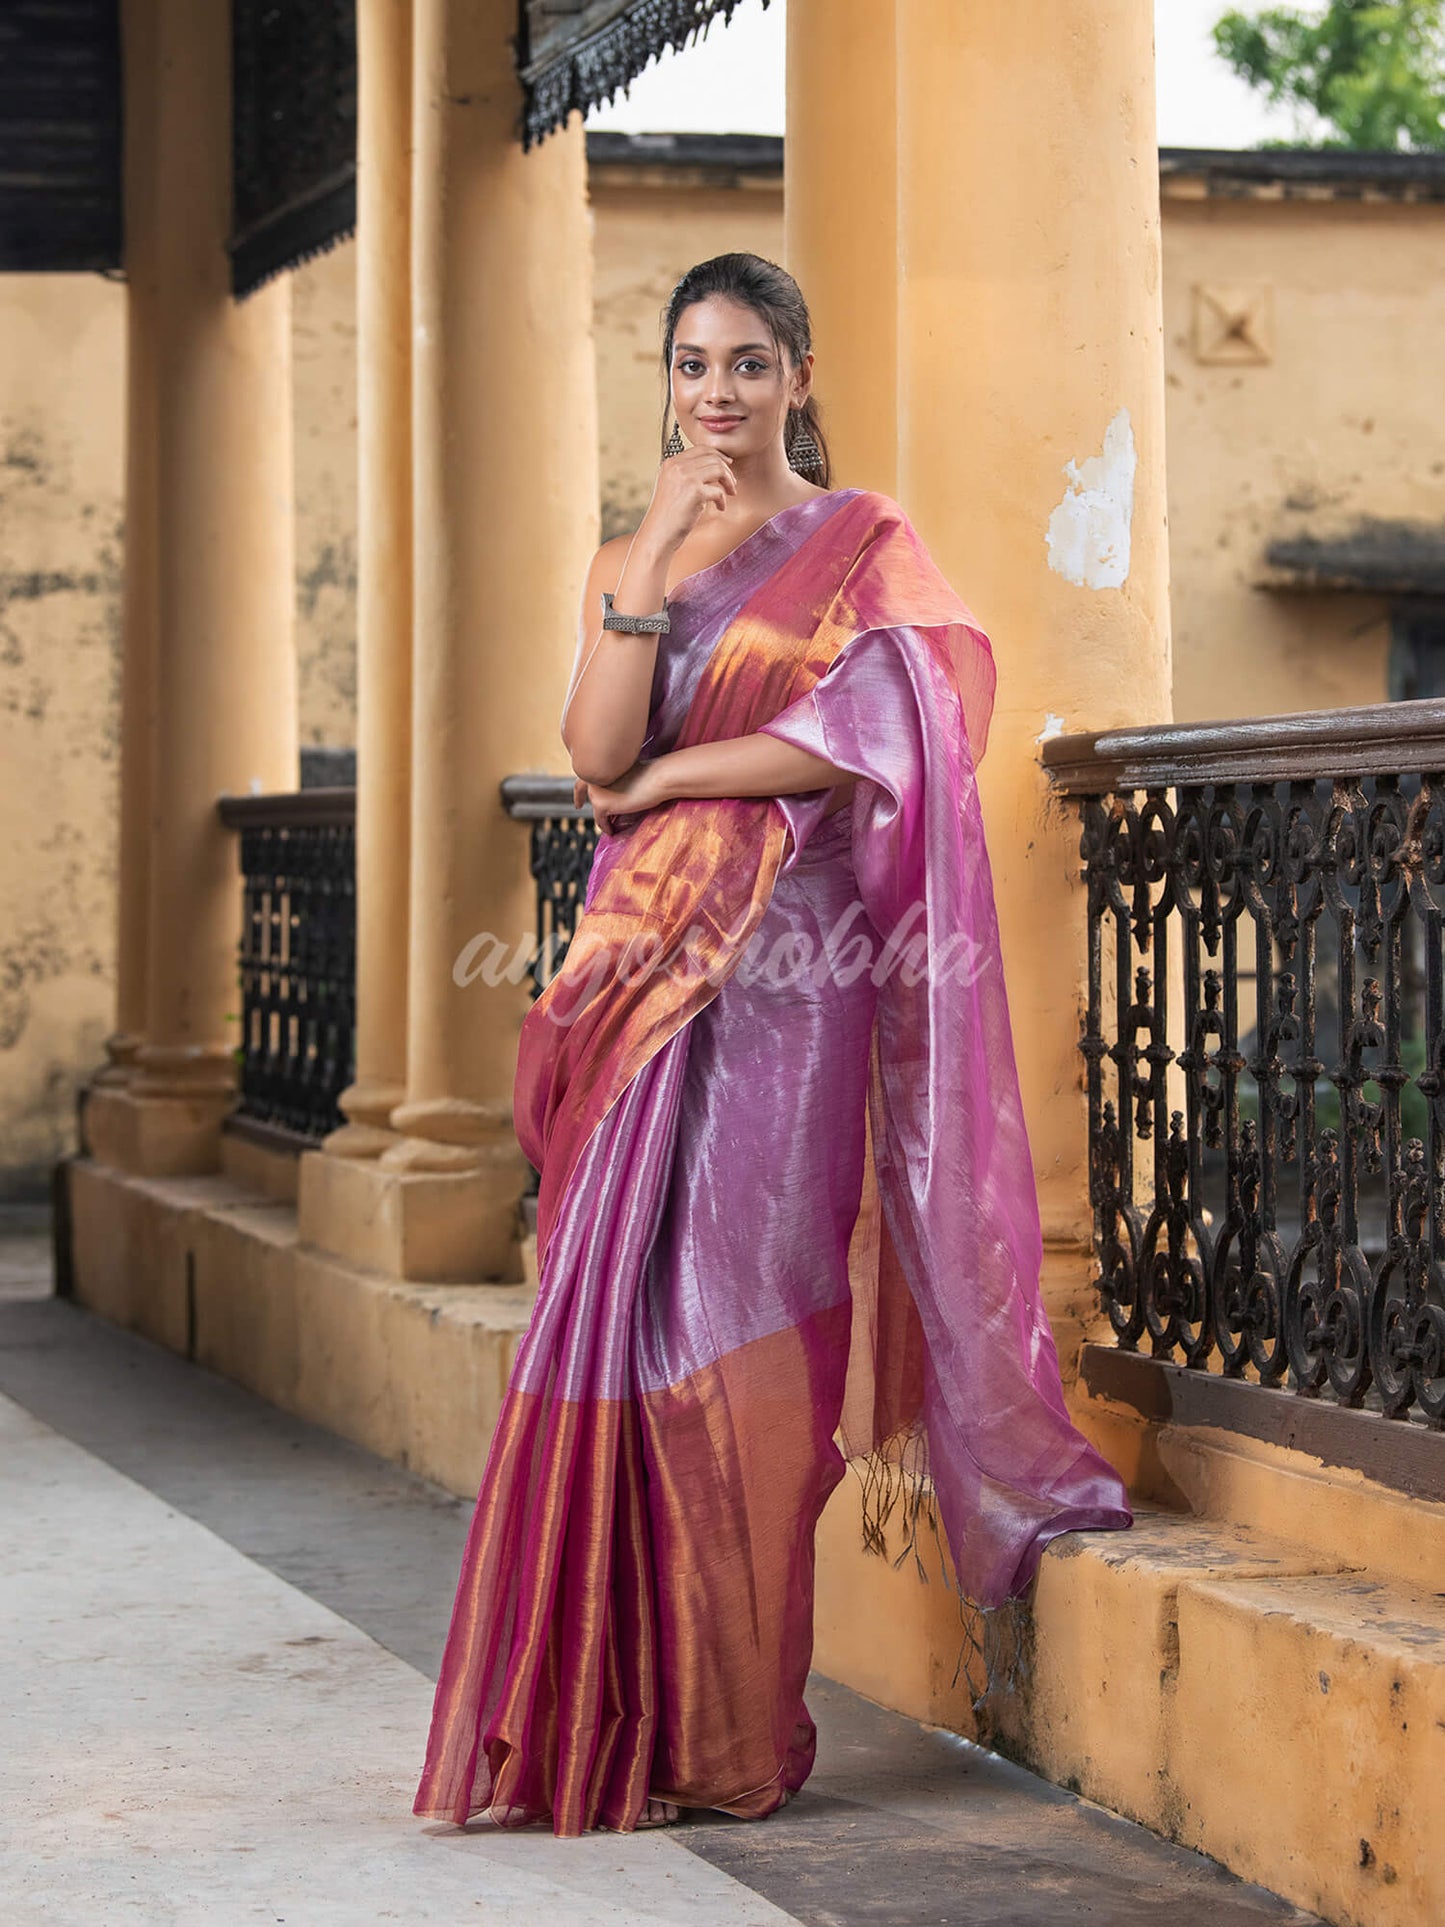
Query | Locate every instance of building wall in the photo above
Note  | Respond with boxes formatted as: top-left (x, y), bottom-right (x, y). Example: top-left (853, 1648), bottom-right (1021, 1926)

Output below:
top-left (1161, 187), bottom-right (1444, 725)
top-left (291, 241), bottom-right (360, 750)
top-left (1, 162), bottom-right (1442, 1189)
top-left (0, 276), bottom-right (124, 1198)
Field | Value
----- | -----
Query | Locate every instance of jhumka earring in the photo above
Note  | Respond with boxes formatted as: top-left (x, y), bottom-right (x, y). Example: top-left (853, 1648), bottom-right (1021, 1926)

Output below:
top-left (786, 407), bottom-right (823, 475)
top-left (663, 419), bottom-right (686, 457)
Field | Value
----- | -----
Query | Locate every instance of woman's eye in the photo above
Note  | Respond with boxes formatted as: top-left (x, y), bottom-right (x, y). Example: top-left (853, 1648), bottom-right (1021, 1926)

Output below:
top-left (678, 359), bottom-right (704, 376)
top-left (737, 359), bottom-right (766, 374)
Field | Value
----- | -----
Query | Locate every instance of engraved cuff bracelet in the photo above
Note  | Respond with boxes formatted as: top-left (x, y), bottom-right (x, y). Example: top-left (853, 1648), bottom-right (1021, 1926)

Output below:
top-left (601, 590), bottom-right (670, 634)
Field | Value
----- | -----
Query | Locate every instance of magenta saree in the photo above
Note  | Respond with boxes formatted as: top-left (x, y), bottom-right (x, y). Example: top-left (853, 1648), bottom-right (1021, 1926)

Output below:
top-left (414, 487), bottom-right (1132, 1836)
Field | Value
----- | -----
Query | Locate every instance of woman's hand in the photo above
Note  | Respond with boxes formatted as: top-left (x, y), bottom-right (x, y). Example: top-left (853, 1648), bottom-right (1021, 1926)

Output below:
top-left (573, 757), bottom-right (672, 836)
top-left (636, 444), bottom-right (738, 556)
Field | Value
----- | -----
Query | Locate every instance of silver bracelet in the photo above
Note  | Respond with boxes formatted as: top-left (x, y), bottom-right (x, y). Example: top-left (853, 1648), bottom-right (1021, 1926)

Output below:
top-left (601, 590), bottom-right (670, 634)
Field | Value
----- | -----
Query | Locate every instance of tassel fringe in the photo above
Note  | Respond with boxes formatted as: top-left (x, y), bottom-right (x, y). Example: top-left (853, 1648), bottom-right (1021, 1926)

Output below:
top-left (850, 1433), bottom-right (1033, 1738)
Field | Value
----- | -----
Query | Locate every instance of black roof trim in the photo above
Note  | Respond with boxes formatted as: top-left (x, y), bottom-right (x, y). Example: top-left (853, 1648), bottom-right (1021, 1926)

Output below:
top-left (0, 0), bottom-right (121, 273)
top-left (1261, 520), bottom-right (1445, 598)
top-left (585, 134), bottom-right (1445, 199)
top-left (586, 130), bottom-right (783, 172)
top-left (1161, 145), bottom-right (1445, 199)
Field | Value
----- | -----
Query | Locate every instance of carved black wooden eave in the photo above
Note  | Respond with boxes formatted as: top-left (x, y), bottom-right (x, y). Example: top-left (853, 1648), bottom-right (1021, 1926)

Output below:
top-left (229, 0), bottom-right (357, 299)
top-left (518, 0), bottom-right (772, 151)
top-left (0, 0), bottom-right (121, 272)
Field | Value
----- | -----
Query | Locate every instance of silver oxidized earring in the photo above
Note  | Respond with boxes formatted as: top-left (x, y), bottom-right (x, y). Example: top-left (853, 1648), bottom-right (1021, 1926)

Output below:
top-left (663, 418), bottom-right (686, 457)
top-left (787, 407), bottom-right (823, 475)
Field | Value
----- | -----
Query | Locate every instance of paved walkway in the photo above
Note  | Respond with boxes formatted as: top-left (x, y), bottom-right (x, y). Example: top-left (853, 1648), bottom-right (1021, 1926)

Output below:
top-left (0, 1217), bottom-right (1323, 1925)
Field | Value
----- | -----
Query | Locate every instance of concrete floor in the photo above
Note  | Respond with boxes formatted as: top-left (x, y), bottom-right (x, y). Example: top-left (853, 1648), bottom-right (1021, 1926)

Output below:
top-left (0, 1214), bottom-right (1325, 1926)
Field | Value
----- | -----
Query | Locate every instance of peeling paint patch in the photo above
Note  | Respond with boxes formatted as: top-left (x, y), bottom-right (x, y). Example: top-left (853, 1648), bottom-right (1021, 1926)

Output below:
top-left (1035, 712), bottom-right (1065, 744)
top-left (1046, 408), bottom-right (1136, 590)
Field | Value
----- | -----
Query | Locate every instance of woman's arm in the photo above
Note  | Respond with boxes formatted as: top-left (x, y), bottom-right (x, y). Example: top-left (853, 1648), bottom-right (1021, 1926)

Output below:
top-left (654, 733), bottom-right (850, 803)
top-left (578, 731), bottom-right (856, 834)
top-left (560, 537), bottom-right (667, 786)
top-left (561, 448), bottom-right (739, 786)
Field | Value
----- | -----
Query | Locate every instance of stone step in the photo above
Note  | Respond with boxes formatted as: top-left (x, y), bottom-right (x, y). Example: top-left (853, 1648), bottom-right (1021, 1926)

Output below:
top-left (1171, 1567), bottom-right (1445, 1926)
top-left (818, 1486), bottom-right (1444, 1927)
top-left (1003, 1508), bottom-right (1442, 1927)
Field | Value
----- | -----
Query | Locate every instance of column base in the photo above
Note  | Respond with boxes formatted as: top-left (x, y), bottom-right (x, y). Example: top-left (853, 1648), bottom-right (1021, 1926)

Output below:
top-left (84, 1083), bottom-right (232, 1178)
top-left (1039, 1227), bottom-right (1112, 1387)
top-left (297, 1142), bottom-right (529, 1284)
top-left (91, 1030), bottom-right (146, 1089)
top-left (325, 1079), bottom-right (408, 1161)
top-left (321, 1121), bottom-right (399, 1161)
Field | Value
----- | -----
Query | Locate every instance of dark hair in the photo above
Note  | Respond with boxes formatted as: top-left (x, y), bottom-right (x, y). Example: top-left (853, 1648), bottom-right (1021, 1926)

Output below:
top-left (659, 252), bottom-right (834, 488)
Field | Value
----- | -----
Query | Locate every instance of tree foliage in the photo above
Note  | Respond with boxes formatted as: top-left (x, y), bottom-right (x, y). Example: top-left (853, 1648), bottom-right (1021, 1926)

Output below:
top-left (1213, 1), bottom-right (1445, 148)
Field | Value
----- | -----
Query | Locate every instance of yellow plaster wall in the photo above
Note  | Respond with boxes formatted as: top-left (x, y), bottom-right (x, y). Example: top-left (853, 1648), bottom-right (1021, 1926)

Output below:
top-left (291, 240), bottom-right (359, 748)
top-left (0, 276), bottom-right (125, 1198)
top-left (1161, 190), bottom-right (1445, 724)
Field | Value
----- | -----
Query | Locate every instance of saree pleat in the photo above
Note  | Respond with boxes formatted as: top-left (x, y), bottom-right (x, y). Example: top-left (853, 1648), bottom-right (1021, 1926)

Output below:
top-left (415, 488), bottom-right (1134, 1836)
top-left (417, 1032), bottom-right (689, 1832)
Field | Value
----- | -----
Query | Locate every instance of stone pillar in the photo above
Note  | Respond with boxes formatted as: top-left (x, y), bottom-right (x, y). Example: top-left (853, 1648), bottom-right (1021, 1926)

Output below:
top-left (391, 0), bottom-right (599, 1259)
top-left (301, 0), bottom-right (599, 1281)
top-left (893, 0), bottom-right (1172, 1370)
top-left (783, 0), bottom-right (898, 496)
top-left (324, 0), bottom-right (416, 1162)
top-left (97, 0), bottom-right (160, 1093)
top-left (90, 0), bottom-right (298, 1177)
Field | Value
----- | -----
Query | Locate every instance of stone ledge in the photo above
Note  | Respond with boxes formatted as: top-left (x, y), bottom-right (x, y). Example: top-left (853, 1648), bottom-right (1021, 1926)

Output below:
top-left (68, 1158), bottom-right (535, 1497)
top-left (1072, 1344), bottom-right (1445, 1596)
top-left (1081, 1343), bottom-right (1445, 1504)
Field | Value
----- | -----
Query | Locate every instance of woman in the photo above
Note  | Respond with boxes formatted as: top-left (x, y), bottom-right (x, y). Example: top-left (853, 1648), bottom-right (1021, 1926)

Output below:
top-left (414, 253), bottom-right (1132, 1837)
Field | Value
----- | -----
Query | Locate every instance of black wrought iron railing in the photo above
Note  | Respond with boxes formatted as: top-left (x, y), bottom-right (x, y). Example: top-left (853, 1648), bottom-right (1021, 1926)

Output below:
top-left (500, 775), bottom-right (599, 998)
top-left (1045, 700), bottom-right (1445, 1432)
top-left (217, 787), bottom-right (356, 1144)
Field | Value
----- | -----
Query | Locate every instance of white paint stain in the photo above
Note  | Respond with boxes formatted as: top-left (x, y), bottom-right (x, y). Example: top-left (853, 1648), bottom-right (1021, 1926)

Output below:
top-left (1046, 408), bottom-right (1137, 590)
top-left (1035, 712), bottom-right (1065, 744)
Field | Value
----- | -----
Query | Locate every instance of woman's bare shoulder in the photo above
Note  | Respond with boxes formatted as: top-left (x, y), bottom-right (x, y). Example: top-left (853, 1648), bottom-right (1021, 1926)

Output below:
top-left (586, 531), bottom-right (636, 593)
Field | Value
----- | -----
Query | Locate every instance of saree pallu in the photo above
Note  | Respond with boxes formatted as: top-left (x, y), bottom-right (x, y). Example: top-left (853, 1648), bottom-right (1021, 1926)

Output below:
top-left (414, 487), bottom-right (1133, 1836)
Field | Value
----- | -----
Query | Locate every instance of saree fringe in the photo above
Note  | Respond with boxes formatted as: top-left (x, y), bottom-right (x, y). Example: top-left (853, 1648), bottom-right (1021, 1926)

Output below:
top-left (851, 1428), bottom-right (935, 1578)
top-left (850, 1436), bottom-right (1033, 1739)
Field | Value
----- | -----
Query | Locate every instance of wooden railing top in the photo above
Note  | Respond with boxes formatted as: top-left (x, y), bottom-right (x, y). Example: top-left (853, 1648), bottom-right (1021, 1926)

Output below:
top-left (217, 786), bottom-right (356, 830)
top-left (1042, 697), bottom-right (1445, 794)
top-left (500, 774), bottom-right (594, 821)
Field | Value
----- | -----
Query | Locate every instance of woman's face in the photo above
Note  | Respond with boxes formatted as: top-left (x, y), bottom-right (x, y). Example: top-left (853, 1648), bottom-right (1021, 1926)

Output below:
top-left (669, 295), bottom-right (811, 465)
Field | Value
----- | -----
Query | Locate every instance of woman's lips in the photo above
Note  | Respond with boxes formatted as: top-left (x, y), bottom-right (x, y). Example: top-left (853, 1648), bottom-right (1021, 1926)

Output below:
top-left (698, 417), bottom-right (744, 431)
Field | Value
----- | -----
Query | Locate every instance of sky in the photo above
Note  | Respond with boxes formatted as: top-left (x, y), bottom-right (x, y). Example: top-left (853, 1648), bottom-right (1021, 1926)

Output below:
top-left (585, 0), bottom-right (1308, 148)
